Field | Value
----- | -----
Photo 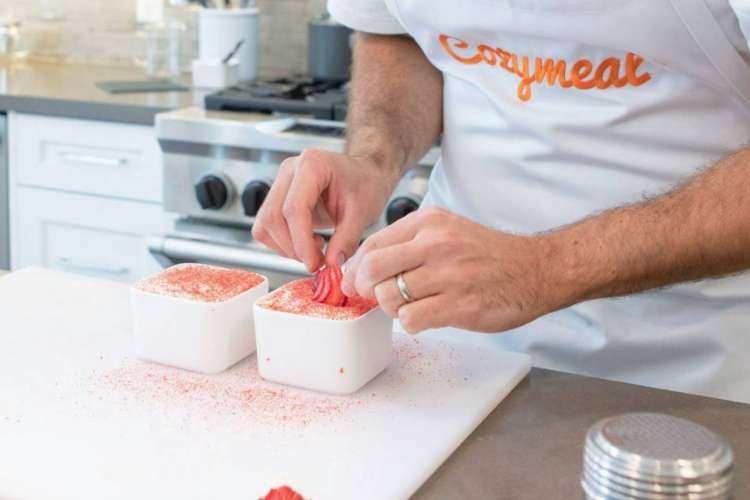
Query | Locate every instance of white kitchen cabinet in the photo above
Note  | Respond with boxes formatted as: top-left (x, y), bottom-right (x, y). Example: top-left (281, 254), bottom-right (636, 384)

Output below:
top-left (8, 112), bottom-right (167, 283)
top-left (11, 113), bottom-right (162, 203)
top-left (11, 187), bottom-right (165, 283)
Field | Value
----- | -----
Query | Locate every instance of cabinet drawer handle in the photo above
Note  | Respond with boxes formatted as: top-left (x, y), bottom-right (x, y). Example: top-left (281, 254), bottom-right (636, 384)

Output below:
top-left (59, 153), bottom-right (128, 167)
top-left (55, 258), bottom-right (130, 276)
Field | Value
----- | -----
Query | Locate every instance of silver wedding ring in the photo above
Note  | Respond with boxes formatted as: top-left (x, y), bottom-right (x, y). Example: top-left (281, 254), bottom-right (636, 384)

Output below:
top-left (396, 272), bottom-right (416, 303)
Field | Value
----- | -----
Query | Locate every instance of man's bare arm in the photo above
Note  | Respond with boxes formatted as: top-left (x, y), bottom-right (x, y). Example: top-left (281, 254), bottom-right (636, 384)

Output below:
top-left (341, 146), bottom-right (750, 334)
top-left (346, 33), bottom-right (443, 176)
top-left (547, 147), bottom-right (750, 309)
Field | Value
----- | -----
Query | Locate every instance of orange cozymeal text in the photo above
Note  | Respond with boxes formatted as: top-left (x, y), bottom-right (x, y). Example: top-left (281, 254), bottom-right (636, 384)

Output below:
top-left (439, 34), bottom-right (652, 102)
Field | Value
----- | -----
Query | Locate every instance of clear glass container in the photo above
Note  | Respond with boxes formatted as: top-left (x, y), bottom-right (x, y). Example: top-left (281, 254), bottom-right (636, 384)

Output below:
top-left (164, 1), bottom-right (200, 72)
top-left (0, 19), bottom-right (28, 61)
top-left (134, 19), bottom-right (187, 77)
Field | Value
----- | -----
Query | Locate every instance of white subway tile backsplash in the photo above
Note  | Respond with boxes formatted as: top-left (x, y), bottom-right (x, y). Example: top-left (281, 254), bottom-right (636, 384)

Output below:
top-left (1, 0), bottom-right (328, 78)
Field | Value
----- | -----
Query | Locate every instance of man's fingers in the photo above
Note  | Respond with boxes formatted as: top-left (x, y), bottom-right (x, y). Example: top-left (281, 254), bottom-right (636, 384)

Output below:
top-left (253, 161), bottom-right (298, 259)
top-left (258, 233), bottom-right (289, 259)
top-left (314, 234), bottom-right (326, 252)
top-left (343, 210), bottom-right (422, 293)
top-left (353, 242), bottom-right (429, 298)
top-left (325, 209), bottom-right (369, 270)
top-left (283, 154), bottom-right (330, 272)
top-left (373, 265), bottom-right (440, 317)
top-left (398, 294), bottom-right (451, 334)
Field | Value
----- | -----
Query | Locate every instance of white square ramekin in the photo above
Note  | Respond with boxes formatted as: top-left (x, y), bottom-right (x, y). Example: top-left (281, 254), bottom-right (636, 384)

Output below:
top-left (131, 265), bottom-right (268, 374)
top-left (254, 291), bottom-right (393, 395)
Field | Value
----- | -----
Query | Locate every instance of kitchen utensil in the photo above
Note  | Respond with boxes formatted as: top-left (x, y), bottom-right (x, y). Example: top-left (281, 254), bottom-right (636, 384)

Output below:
top-left (222, 38), bottom-right (244, 64)
top-left (254, 280), bottom-right (392, 394)
top-left (132, 263), bottom-right (268, 374)
top-left (308, 12), bottom-right (352, 82)
top-left (582, 413), bottom-right (735, 500)
top-left (199, 7), bottom-right (258, 81)
top-left (0, 267), bottom-right (531, 500)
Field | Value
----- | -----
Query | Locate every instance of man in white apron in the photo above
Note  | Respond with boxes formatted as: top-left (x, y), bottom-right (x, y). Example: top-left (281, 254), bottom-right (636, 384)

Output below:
top-left (253, 0), bottom-right (750, 403)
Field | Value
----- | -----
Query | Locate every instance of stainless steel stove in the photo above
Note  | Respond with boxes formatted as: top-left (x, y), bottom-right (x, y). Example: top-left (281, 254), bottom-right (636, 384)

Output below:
top-left (152, 107), bottom-right (438, 288)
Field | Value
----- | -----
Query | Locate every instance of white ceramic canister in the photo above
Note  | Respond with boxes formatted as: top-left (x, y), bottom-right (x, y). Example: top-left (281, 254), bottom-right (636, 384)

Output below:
top-left (199, 7), bottom-right (258, 81)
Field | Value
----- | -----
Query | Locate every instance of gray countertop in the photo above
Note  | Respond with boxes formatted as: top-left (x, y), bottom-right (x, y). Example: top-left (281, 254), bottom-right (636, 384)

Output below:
top-left (415, 368), bottom-right (750, 499)
top-left (0, 60), bottom-right (203, 125)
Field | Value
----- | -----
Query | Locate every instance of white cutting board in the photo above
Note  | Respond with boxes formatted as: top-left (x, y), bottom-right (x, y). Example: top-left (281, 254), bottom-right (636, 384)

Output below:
top-left (0, 267), bottom-right (531, 500)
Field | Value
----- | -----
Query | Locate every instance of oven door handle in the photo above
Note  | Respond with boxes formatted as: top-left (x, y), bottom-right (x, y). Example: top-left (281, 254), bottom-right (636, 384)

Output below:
top-left (147, 236), bottom-right (309, 276)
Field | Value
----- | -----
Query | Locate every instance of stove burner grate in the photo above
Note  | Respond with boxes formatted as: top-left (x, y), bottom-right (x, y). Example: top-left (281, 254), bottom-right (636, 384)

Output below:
top-left (205, 78), bottom-right (349, 120)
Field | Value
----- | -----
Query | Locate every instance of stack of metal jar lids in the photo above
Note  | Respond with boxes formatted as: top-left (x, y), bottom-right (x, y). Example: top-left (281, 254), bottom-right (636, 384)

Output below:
top-left (582, 412), bottom-right (734, 499)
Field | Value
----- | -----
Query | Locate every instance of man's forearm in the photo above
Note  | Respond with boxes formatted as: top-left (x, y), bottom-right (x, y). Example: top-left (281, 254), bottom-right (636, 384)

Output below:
top-left (545, 147), bottom-right (750, 309)
top-left (346, 33), bottom-right (443, 177)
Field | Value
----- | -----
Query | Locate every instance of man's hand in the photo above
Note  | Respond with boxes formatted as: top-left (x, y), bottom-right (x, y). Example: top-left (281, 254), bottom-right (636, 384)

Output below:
top-left (252, 149), bottom-right (401, 272)
top-left (253, 32), bottom-right (443, 272)
top-left (342, 207), bottom-right (560, 334)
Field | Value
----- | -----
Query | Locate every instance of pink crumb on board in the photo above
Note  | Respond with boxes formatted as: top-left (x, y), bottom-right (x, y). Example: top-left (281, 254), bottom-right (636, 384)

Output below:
top-left (256, 279), bottom-right (377, 320)
top-left (134, 263), bottom-right (265, 303)
top-left (95, 359), bottom-right (363, 428)
top-left (85, 337), bottom-right (465, 430)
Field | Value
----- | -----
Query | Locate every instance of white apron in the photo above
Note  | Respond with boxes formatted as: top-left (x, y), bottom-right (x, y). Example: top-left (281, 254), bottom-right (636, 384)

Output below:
top-left (382, 0), bottom-right (750, 403)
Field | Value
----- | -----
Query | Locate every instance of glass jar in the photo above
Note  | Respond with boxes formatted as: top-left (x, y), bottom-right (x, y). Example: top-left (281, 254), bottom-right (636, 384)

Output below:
top-left (134, 19), bottom-right (187, 77)
top-left (0, 19), bottom-right (28, 61)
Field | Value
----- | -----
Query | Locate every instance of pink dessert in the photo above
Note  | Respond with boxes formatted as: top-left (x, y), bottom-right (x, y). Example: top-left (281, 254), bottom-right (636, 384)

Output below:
top-left (135, 263), bottom-right (265, 303)
top-left (256, 278), bottom-right (378, 321)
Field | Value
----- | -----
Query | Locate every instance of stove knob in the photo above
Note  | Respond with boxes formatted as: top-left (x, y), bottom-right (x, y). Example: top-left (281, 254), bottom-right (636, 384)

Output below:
top-left (195, 174), bottom-right (230, 210)
top-left (241, 180), bottom-right (271, 217)
top-left (386, 196), bottom-right (420, 225)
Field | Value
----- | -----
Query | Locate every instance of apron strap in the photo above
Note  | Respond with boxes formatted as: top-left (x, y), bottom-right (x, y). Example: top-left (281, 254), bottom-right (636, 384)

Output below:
top-left (670, 0), bottom-right (750, 109)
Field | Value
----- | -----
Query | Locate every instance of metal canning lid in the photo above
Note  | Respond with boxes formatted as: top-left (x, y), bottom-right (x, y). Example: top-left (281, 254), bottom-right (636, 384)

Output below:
top-left (581, 413), bottom-right (735, 500)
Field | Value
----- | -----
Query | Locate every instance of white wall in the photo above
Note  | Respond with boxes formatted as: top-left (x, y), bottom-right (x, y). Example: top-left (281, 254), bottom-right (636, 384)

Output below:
top-left (0, 0), bottom-right (327, 78)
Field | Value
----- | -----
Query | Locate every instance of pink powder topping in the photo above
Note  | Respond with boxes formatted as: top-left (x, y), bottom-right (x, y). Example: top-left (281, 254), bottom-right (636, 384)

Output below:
top-left (135, 263), bottom-right (265, 303)
top-left (93, 359), bottom-right (365, 428)
top-left (78, 337), bottom-right (465, 432)
top-left (257, 279), bottom-right (377, 320)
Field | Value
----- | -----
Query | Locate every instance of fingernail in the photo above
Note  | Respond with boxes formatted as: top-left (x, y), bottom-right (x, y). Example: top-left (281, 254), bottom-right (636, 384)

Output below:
top-left (336, 251), bottom-right (346, 266)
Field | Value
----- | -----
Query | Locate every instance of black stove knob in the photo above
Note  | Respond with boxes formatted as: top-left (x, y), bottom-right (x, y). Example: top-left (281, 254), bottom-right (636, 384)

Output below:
top-left (241, 180), bottom-right (271, 217)
top-left (195, 175), bottom-right (229, 210)
top-left (386, 196), bottom-right (420, 225)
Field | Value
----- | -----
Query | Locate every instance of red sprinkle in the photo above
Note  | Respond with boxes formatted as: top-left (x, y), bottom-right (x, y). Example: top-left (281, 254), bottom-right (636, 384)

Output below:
top-left (257, 279), bottom-right (377, 321)
top-left (135, 263), bottom-right (265, 303)
top-left (339, 367), bottom-right (344, 374)
top-left (260, 485), bottom-right (305, 500)
top-left (95, 359), bottom-right (364, 428)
